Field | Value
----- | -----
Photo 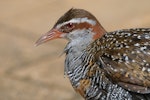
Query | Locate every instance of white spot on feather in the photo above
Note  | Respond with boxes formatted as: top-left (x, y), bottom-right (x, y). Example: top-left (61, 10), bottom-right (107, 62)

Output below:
top-left (137, 35), bottom-right (141, 39)
top-left (125, 56), bottom-right (129, 61)
top-left (142, 67), bottom-right (146, 71)
top-left (145, 34), bottom-right (150, 39)
top-left (140, 46), bottom-right (147, 51)
top-left (148, 68), bottom-right (150, 72)
top-left (134, 43), bottom-right (140, 46)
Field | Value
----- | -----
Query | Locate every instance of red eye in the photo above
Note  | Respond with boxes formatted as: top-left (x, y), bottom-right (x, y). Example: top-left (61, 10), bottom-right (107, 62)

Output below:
top-left (66, 23), bottom-right (74, 29)
top-left (61, 23), bottom-right (74, 33)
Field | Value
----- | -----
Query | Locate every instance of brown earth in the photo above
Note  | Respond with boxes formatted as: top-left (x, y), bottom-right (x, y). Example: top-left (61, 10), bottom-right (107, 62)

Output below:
top-left (0, 0), bottom-right (150, 100)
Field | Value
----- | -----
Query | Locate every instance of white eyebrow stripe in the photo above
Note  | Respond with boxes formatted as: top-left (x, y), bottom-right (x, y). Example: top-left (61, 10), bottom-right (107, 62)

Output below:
top-left (56, 17), bottom-right (96, 29)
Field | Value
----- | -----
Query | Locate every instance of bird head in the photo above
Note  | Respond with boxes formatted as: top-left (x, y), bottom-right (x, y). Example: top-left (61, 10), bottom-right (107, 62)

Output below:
top-left (35, 8), bottom-right (106, 46)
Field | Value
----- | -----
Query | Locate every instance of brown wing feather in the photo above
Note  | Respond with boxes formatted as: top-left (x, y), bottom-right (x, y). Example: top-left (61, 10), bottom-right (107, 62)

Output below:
top-left (88, 28), bottom-right (150, 93)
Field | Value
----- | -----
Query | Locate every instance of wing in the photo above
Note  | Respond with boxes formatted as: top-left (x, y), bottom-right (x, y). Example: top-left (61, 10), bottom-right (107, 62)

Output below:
top-left (88, 28), bottom-right (150, 94)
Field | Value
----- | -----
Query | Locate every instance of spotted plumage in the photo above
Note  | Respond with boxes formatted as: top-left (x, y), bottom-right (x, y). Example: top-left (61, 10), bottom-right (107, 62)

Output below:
top-left (36, 8), bottom-right (150, 100)
top-left (87, 28), bottom-right (150, 93)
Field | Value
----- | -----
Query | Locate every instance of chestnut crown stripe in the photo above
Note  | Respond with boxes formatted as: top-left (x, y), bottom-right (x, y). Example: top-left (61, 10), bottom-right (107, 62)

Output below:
top-left (56, 17), bottom-right (96, 29)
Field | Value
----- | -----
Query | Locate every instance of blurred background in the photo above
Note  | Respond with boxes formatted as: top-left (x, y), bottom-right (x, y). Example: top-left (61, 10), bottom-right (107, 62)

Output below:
top-left (0, 0), bottom-right (150, 100)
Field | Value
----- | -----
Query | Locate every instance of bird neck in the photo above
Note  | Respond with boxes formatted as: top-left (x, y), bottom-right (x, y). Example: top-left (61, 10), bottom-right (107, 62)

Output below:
top-left (65, 29), bottom-right (95, 51)
top-left (64, 29), bottom-right (94, 76)
top-left (64, 23), bottom-right (106, 73)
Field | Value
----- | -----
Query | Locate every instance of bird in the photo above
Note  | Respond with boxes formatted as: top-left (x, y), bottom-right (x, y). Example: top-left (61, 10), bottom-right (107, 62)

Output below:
top-left (35, 8), bottom-right (150, 100)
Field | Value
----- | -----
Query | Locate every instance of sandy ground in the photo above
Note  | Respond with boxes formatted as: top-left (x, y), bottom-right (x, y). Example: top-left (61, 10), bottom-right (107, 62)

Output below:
top-left (0, 0), bottom-right (150, 100)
